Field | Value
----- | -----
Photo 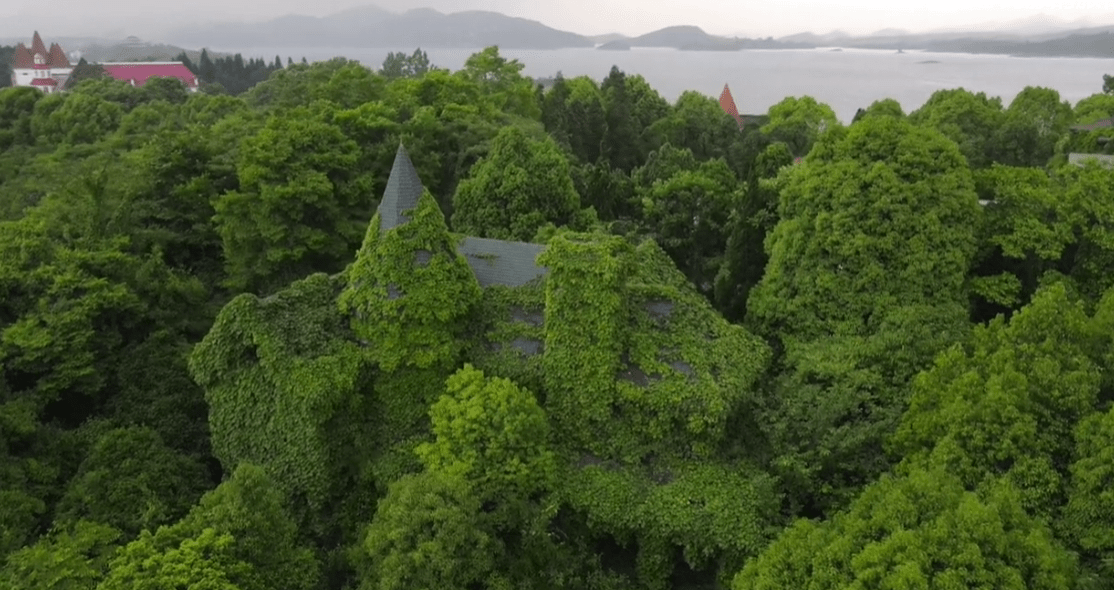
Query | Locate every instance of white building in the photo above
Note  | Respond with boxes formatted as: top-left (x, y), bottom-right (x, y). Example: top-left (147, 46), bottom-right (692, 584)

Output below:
top-left (10, 31), bottom-right (73, 93)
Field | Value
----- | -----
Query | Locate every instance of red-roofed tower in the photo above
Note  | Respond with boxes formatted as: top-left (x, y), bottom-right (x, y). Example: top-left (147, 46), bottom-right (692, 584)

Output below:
top-left (719, 83), bottom-right (743, 128)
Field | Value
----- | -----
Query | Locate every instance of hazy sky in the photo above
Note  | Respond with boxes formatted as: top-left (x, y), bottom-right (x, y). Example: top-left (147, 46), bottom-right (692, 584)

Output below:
top-left (3, 0), bottom-right (1114, 40)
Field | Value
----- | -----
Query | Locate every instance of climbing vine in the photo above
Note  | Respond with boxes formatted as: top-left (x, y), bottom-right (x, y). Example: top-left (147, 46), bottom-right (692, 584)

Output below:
top-left (338, 188), bottom-right (481, 372)
top-left (188, 272), bottom-right (369, 515)
top-left (539, 233), bottom-right (631, 452)
top-left (337, 188), bottom-right (482, 486)
top-left (462, 282), bottom-right (548, 397)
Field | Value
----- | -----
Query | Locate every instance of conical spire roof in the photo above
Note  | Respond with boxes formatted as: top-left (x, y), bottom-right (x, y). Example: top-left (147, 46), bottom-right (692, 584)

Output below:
top-left (377, 143), bottom-right (425, 235)
top-left (12, 44), bottom-right (34, 68)
top-left (47, 43), bottom-right (70, 67)
top-left (31, 31), bottom-right (47, 56)
top-left (719, 83), bottom-right (743, 127)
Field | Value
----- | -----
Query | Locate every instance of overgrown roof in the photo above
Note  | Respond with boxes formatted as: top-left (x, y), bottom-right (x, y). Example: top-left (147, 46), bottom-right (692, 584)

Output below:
top-left (376, 143), bottom-right (550, 287)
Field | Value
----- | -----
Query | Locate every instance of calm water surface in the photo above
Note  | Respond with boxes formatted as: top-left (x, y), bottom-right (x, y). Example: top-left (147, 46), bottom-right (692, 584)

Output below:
top-left (220, 45), bottom-right (1114, 123)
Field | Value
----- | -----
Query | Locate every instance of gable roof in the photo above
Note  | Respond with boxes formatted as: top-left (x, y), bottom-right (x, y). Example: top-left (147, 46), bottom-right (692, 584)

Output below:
top-left (1071, 117), bottom-right (1114, 132)
top-left (458, 237), bottom-right (547, 287)
top-left (378, 143), bottom-right (425, 235)
top-left (99, 62), bottom-right (198, 88)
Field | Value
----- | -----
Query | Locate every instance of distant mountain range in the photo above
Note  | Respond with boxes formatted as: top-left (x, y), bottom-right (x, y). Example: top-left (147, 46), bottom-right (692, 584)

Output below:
top-left (21, 4), bottom-right (1111, 58)
top-left (162, 6), bottom-right (592, 50)
top-left (160, 7), bottom-right (815, 51)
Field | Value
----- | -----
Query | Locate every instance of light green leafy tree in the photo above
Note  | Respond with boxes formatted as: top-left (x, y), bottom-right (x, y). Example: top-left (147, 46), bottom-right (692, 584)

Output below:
top-left (733, 468), bottom-right (1078, 590)
top-left (456, 46), bottom-right (539, 119)
top-left (761, 95), bottom-right (840, 157)
top-left (97, 528), bottom-right (248, 590)
top-left (892, 283), bottom-right (1102, 514)
top-left (1, 520), bottom-right (121, 590)
top-left (908, 87), bottom-right (1006, 168)
top-left (451, 125), bottom-right (582, 242)
top-left (969, 165), bottom-right (1074, 312)
top-left (994, 86), bottom-right (1074, 167)
top-left (747, 115), bottom-right (979, 513)
top-left (418, 365), bottom-right (556, 512)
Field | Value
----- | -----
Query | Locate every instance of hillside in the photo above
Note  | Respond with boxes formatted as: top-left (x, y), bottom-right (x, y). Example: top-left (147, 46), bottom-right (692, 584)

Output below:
top-left (780, 23), bottom-right (1114, 57)
top-left (164, 7), bottom-right (593, 50)
top-left (625, 25), bottom-right (814, 51)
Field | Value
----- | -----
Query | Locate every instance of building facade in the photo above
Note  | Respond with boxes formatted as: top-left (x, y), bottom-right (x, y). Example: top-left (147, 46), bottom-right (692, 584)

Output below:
top-left (10, 31), bottom-right (73, 92)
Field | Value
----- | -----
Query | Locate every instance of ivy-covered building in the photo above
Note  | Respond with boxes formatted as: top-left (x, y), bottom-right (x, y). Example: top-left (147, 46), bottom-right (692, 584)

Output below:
top-left (190, 142), bottom-right (778, 588)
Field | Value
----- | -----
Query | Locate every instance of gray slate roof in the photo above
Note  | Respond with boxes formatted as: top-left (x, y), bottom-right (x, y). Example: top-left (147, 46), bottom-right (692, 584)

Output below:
top-left (373, 143), bottom-right (550, 288)
top-left (1068, 152), bottom-right (1114, 169)
top-left (459, 237), bottom-right (548, 287)
top-left (378, 143), bottom-right (424, 234)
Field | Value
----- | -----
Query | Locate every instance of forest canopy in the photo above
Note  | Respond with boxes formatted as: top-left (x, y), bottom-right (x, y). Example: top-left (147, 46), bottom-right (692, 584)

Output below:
top-left (2, 46), bottom-right (1114, 590)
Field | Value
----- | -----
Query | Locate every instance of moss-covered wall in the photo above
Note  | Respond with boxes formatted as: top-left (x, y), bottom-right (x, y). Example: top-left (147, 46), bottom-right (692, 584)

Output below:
top-left (539, 234), bottom-right (632, 453)
top-left (337, 188), bottom-right (483, 485)
top-left (463, 282), bottom-right (548, 397)
top-left (188, 272), bottom-right (371, 517)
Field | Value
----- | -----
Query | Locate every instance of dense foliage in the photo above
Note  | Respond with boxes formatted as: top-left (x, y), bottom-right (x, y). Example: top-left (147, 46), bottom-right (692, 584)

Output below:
top-left (2, 45), bottom-right (1114, 590)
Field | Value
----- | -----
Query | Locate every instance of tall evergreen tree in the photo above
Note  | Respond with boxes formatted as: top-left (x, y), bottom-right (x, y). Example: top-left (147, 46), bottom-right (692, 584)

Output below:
top-left (198, 49), bottom-right (216, 85)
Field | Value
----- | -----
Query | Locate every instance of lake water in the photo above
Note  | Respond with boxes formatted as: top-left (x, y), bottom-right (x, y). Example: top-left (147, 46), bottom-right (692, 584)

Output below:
top-left (217, 45), bottom-right (1114, 123)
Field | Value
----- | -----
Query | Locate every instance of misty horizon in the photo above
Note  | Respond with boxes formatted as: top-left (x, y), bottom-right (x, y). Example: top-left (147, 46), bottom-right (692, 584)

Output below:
top-left (3, 0), bottom-right (1114, 43)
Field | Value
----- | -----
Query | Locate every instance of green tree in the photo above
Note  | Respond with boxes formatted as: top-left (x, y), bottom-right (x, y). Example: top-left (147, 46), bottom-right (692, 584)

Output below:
top-left (748, 115), bottom-right (978, 343)
top-left (97, 528), bottom-right (248, 590)
top-left (54, 427), bottom-right (210, 538)
top-left (1064, 404), bottom-right (1114, 583)
top-left (417, 365), bottom-right (556, 510)
top-left (892, 283), bottom-right (1101, 514)
top-left (969, 165), bottom-right (1073, 314)
top-left (599, 66), bottom-right (641, 171)
top-left (649, 90), bottom-right (741, 162)
top-left (451, 125), bottom-right (582, 242)
top-left (733, 468), bottom-right (1078, 590)
top-left (639, 156), bottom-right (740, 295)
top-left (909, 87), bottom-right (1006, 168)
top-left (0, 85), bottom-right (42, 149)
top-left (714, 141), bottom-right (793, 322)
top-left (1, 520), bottom-right (121, 590)
top-left (761, 95), bottom-right (840, 157)
top-left (213, 104), bottom-right (369, 294)
top-left (851, 97), bottom-right (904, 123)
top-left (995, 86), bottom-right (1074, 167)
top-left (380, 48), bottom-right (434, 79)
top-left (142, 76), bottom-right (190, 105)
top-left (361, 471), bottom-right (498, 590)
top-left (198, 49), bottom-right (216, 85)
top-left (99, 463), bottom-right (319, 590)
top-left (747, 115), bottom-right (980, 514)
top-left (1053, 162), bottom-right (1114, 299)
top-left (457, 46), bottom-right (539, 119)
top-left (63, 58), bottom-right (108, 91)
top-left (31, 93), bottom-right (124, 146)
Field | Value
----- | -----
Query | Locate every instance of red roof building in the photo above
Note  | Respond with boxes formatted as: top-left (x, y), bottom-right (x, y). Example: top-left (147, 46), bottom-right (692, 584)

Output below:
top-left (99, 62), bottom-right (199, 91)
top-left (10, 31), bottom-right (73, 92)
